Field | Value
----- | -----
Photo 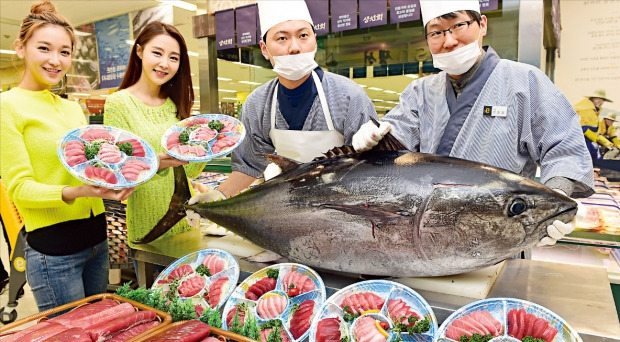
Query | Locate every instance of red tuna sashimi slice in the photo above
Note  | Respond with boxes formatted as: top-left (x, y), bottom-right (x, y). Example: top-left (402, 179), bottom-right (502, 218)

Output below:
top-left (541, 325), bottom-right (558, 342)
top-left (202, 254), bottom-right (225, 275)
top-left (49, 299), bottom-right (118, 325)
top-left (40, 327), bottom-right (92, 342)
top-left (340, 292), bottom-right (385, 315)
top-left (168, 264), bottom-right (194, 281)
top-left (211, 135), bottom-right (240, 154)
top-left (66, 140), bottom-right (85, 150)
top-left (66, 302), bottom-right (135, 330)
top-left (66, 155), bottom-right (88, 166)
top-left (166, 132), bottom-right (182, 150)
top-left (257, 295), bottom-right (288, 319)
top-left (316, 317), bottom-right (342, 342)
top-left (245, 276), bottom-right (277, 300)
top-left (2, 322), bottom-right (61, 342)
top-left (195, 305), bottom-right (204, 316)
top-left (149, 320), bottom-right (211, 342)
top-left (193, 127), bottom-right (217, 141)
top-left (353, 316), bottom-right (387, 342)
top-left (282, 271), bottom-right (315, 294)
top-left (178, 275), bottom-right (206, 297)
top-left (260, 328), bottom-right (290, 342)
top-left (469, 311), bottom-right (503, 336)
top-left (87, 310), bottom-right (157, 341)
top-left (446, 323), bottom-right (474, 340)
top-left (507, 309), bottom-right (519, 337)
top-left (289, 300), bottom-right (315, 339)
top-left (220, 119), bottom-right (236, 132)
top-left (12, 322), bottom-right (67, 342)
top-left (187, 117), bottom-right (209, 126)
top-left (516, 308), bottom-right (527, 339)
top-left (532, 318), bottom-right (550, 339)
top-left (200, 338), bottom-right (222, 342)
top-left (106, 321), bottom-right (160, 342)
top-left (226, 305), bottom-right (246, 327)
top-left (387, 299), bottom-right (421, 326)
top-left (523, 311), bottom-right (537, 338)
top-left (208, 277), bottom-right (229, 308)
top-left (81, 128), bottom-right (114, 142)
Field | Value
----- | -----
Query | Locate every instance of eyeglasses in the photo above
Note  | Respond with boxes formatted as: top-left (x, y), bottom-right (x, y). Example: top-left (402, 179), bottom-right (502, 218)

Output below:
top-left (426, 20), bottom-right (476, 41)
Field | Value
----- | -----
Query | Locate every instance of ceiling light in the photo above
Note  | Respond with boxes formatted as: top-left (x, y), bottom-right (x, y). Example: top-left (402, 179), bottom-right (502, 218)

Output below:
top-left (126, 40), bottom-right (135, 45)
top-left (219, 89), bottom-right (236, 93)
top-left (383, 90), bottom-right (397, 94)
top-left (157, 0), bottom-right (197, 11)
top-left (218, 77), bottom-right (232, 81)
top-left (222, 97), bottom-right (238, 101)
top-left (372, 99), bottom-right (383, 102)
top-left (66, 74), bottom-right (88, 78)
top-left (188, 51), bottom-right (198, 57)
top-left (74, 30), bottom-right (92, 37)
top-left (193, 86), bottom-right (200, 89)
top-left (0, 49), bottom-right (16, 55)
top-left (100, 94), bottom-right (109, 98)
top-left (71, 93), bottom-right (91, 97)
top-left (238, 80), bottom-right (261, 85)
top-left (405, 74), bottom-right (419, 79)
top-left (233, 62), bottom-right (263, 69)
top-left (368, 87), bottom-right (383, 91)
top-left (357, 84), bottom-right (368, 88)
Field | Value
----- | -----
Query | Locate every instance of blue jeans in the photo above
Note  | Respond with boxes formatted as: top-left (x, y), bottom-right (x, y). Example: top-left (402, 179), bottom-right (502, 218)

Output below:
top-left (25, 240), bottom-right (109, 313)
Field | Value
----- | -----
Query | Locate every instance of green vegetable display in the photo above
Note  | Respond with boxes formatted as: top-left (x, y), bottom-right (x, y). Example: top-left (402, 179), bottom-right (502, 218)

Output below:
top-left (522, 337), bottom-right (546, 342)
top-left (179, 130), bottom-right (190, 143)
top-left (459, 333), bottom-right (494, 342)
top-left (208, 120), bottom-right (225, 132)
top-left (195, 264), bottom-right (212, 277)
top-left (85, 141), bottom-right (101, 160)
top-left (266, 268), bottom-right (279, 279)
top-left (117, 142), bottom-right (133, 156)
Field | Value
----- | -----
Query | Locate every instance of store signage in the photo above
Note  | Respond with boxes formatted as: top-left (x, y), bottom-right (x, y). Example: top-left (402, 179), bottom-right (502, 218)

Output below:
top-left (236, 4), bottom-right (257, 47)
top-left (306, 0), bottom-right (329, 35)
top-left (85, 99), bottom-right (106, 114)
top-left (331, 0), bottom-right (358, 33)
top-left (479, 0), bottom-right (499, 12)
top-left (390, 0), bottom-right (420, 24)
top-left (95, 14), bottom-right (130, 89)
top-left (215, 9), bottom-right (235, 50)
top-left (360, 0), bottom-right (387, 29)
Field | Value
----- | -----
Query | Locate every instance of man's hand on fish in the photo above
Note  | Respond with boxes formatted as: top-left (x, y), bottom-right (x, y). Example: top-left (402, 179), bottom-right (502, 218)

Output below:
top-left (537, 190), bottom-right (584, 247)
top-left (185, 189), bottom-right (226, 229)
top-left (352, 120), bottom-right (392, 152)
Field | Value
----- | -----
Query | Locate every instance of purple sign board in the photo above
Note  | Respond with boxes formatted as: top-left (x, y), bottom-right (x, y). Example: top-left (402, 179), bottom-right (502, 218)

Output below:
top-left (360, 0), bottom-right (387, 28)
top-left (479, 0), bottom-right (499, 12)
top-left (331, 0), bottom-right (358, 33)
top-left (236, 4), bottom-right (257, 47)
top-left (390, 0), bottom-right (420, 24)
top-left (306, 0), bottom-right (329, 35)
top-left (215, 9), bottom-right (235, 50)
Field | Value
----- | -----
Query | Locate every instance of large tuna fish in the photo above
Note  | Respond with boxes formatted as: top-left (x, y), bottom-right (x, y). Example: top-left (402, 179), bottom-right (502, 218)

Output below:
top-left (137, 145), bottom-right (577, 277)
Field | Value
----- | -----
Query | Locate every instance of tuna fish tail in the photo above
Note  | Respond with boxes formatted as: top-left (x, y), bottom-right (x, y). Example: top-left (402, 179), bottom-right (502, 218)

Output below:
top-left (132, 166), bottom-right (191, 244)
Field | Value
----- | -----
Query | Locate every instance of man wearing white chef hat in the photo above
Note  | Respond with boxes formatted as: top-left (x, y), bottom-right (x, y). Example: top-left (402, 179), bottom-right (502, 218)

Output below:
top-left (352, 0), bottom-right (594, 250)
top-left (186, 0), bottom-right (377, 223)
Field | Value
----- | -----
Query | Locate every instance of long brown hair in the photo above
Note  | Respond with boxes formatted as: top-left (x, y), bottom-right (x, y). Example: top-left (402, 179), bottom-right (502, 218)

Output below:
top-left (17, 0), bottom-right (75, 49)
top-left (118, 21), bottom-right (194, 120)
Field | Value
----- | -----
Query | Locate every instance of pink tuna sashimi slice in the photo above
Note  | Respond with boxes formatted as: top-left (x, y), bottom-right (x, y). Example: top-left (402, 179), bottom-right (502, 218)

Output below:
top-left (446, 323), bottom-right (474, 340)
top-left (167, 132), bottom-right (182, 150)
top-left (211, 136), bottom-right (240, 154)
top-left (316, 317), bottom-right (342, 342)
top-left (282, 272), bottom-right (315, 295)
top-left (202, 254), bottom-right (225, 275)
top-left (340, 292), bottom-right (385, 315)
top-left (85, 165), bottom-right (118, 184)
top-left (208, 277), bottom-right (229, 308)
top-left (257, 295), bottom-right (288, 319)
top-left (187, 117), bottom-right (209, 126)
top-left (81, 128), bottom-right (114, 142)
top-left (469, 311), bottom-right (503, 336)
top-left (289, 300), bottom-right (315, 339)
top-left (118, 139), bottom-right (145, 157)
top-left (387, 299), bottom-right (421, 326)
top-left (219, 119), bottom-right (236, 132)
top-left (175, 144), bottom-right (206, 157)
top-left (353, 316), bottom-right (387, 342)
top-left (226, 305), bottom-right (246, 327)
top-left (178, 275), bottom-right (206, 297)
top-left (541, 326), bottom-right (558, 342)
top-left (67, 155), bottom-right (88, 166)
top-left (193, 127), bottom-right (217, 141)
top-left (168, 264), bottom-right (194, 281)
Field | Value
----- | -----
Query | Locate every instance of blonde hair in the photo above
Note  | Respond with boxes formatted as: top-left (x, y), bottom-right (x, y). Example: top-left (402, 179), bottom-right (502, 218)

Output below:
top-left (17, 0), bottom-right (75, 49)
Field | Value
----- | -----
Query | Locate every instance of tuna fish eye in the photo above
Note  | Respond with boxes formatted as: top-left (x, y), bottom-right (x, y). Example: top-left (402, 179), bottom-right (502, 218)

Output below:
top-left (508, 198), bottom-right (527, 216)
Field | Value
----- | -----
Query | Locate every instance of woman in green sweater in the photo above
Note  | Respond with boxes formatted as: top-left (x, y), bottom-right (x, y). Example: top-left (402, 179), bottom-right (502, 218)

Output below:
top-left (0, 0), bottom-right (132, 312)
top-left (104, 22), bottom-right (206, 251)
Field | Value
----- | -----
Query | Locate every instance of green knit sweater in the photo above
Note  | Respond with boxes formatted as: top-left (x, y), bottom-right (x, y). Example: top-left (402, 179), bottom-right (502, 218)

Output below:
top-left (0, 87), bottom-right (105, 231)
top-left (104, 90), bottom-right (205, 246)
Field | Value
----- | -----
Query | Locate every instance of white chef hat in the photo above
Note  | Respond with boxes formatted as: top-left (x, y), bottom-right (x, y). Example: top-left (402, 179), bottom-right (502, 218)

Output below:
top-left (257, 0), bottom-right (314, 39)
top-left (420, 1), bottom-right (481, 27)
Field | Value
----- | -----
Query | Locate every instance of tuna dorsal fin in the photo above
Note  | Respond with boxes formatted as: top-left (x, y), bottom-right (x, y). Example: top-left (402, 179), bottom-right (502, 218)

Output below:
top-left (263, 154), bottom-right (302, 173)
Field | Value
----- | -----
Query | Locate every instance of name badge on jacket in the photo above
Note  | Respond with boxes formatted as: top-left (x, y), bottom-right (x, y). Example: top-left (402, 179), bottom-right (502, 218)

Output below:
top-left (483, 106), bottom-right (508, 117)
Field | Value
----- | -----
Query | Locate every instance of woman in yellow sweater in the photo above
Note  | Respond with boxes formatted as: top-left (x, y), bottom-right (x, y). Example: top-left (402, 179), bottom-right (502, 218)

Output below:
top-left (103, 22), bottom-right (206, 274)
top-left (0, 0), bottom-right (132, 312)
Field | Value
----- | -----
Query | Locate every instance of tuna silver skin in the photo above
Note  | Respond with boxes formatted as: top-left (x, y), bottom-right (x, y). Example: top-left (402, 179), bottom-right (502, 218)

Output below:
top-left (140, 148), bottom-right (576, 277)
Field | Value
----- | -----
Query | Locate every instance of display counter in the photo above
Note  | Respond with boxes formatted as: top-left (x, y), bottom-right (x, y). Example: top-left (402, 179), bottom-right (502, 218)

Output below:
top-left (130, 229), bottom-right (620, 342)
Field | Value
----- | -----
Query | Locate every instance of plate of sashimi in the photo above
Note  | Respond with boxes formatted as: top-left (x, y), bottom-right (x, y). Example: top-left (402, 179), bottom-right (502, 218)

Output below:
top-left (436, 298), bottom-right (582, 342)
top-left (152, 249), bottom-right (240, 316)
top-left (221, 263), bottom-right (327, 342)
top-left (58, 125), bottom-right (158, 190)
top-left (162, 114), bottom-right (245, 162)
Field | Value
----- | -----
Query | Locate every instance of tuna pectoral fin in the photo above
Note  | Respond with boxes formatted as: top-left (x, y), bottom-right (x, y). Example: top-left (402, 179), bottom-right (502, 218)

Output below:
top-left (321, 203), bottom-right (405, 226)
top-left (370, 118), bottom-right (408, 151)
top-left (132, 166), bottom-right (191, 244)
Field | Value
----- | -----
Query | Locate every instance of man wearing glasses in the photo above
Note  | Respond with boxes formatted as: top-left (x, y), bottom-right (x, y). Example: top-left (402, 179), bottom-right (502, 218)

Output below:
top-left (352, 1), bottom-right (594, 249)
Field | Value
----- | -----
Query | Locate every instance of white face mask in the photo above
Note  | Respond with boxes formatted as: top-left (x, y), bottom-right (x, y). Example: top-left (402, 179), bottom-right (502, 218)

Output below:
top-left (431, 40), bottom-right (481, 75)
top-left (267, 48), bottom-right (318, 81)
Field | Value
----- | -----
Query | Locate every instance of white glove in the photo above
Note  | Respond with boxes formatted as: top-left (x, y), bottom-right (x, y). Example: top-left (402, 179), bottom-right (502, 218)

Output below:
top-left (185, 189), bottom-right (226, 229)
top-left (352, 120), bottom-right (392, 152)
top-left (537, 190), bottom-right (585, 247)
top-left (263, 162), bottom-right (283, 181)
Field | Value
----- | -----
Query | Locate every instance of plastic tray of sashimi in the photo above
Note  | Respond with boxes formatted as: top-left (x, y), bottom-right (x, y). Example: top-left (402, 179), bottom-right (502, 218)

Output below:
top-left (222, 263), bottom-right (327, 342)
top-left (162, 114), bottom-right (246, 162)
top-left (151, 249), bottom-right (239, 316)
top-left (309, 280), bottom-right (438, 342)
top-left (436, 298), bottom-right (582, 342)
top-left (58, 125), bottom-right (158, 190)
